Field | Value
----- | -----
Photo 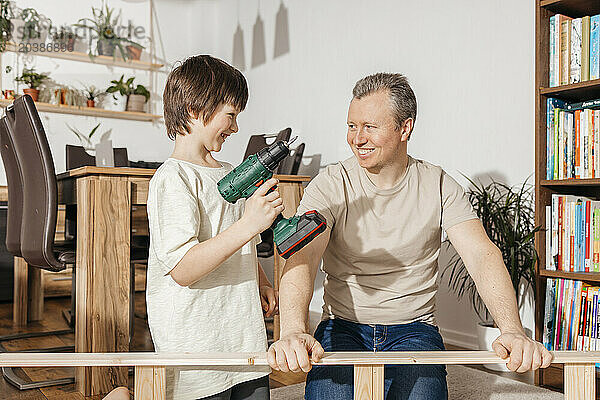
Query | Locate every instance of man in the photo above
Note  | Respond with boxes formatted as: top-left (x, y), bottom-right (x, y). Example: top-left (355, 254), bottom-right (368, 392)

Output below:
top-left (267, 73), bottom-right (552, 399)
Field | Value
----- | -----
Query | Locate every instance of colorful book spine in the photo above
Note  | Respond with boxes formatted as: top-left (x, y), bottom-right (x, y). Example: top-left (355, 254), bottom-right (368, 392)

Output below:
top-left (550, 15), bottom-right (557, 86)
top-left (561, 18), bottom-right (572, 85)
top-left (576, 109), bottom-right (582, 178)
top-left (571, 18), bottom-right (582, 84)
top-left (543, 278), bottom-right (557, 350)
top-left (586, 201), bottom-right (591, 272)
top-left (582, 16), bottom-right (591, 82)
top-left (591, 15), bottom-right (600, 81)
top-left (594, 204), bottom-right (600, 272)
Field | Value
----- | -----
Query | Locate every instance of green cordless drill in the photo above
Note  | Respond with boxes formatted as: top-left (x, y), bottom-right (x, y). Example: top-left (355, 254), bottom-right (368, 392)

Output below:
top-left (218, 138), bottom-right (327, 259)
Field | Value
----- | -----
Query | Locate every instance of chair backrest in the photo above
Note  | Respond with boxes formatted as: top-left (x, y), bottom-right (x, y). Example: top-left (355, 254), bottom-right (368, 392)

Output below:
top-left (66, 144), bottom-right (129, 170)
top-left (243, 127), bottom-right (292, 160)
top-left (0, 116), bottom-right (23, 257)
top-left (5, 95), bottom-right (64, 271)
top-left (277, 143), bottom-right (305, 175)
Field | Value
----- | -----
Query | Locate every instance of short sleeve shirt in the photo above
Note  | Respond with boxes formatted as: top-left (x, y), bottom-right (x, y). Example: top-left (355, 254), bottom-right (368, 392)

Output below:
top-left (297, 156), bottom-right (478, 326)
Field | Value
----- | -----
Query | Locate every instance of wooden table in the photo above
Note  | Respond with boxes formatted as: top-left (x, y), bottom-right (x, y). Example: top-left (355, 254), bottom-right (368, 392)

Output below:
top-left (13, 166), bottom-right (309, 396)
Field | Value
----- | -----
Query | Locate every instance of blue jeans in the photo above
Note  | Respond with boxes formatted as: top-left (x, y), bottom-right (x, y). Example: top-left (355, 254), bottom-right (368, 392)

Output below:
top-left (305, 319), bottom-right (448, 400)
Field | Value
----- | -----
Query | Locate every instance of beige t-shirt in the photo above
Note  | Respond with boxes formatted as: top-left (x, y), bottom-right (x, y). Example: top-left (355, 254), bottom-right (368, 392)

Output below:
top-left (297, 155), bottom-right (478, 326)
top-left (146, 158), bottom-right (269, 400)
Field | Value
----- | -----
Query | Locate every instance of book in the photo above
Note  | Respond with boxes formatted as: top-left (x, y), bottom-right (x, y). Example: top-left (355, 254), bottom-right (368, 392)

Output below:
top-left (550, 15), bottom-right (558, 86)
top-left (591, 15), bottom-right (600, 81)
top-left (561, 17), bottom-right (572, 85)
top-left (543, 278), bottom-right (557, 350)
top-left (567, 98), bottom-right (600, 111)
top-left (547, 205), bottom-right (552, 269)
top-left (570, 18), bottom-right (582, 84)
top-left (547, 99), bottom-right (566, 179)
top-left (582, 16), bottom-right (591, 82)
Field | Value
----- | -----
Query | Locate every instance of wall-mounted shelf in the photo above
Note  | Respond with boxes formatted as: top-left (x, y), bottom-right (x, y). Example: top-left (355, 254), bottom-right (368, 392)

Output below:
top-left (539, 79), bottom-right (600, 101)
top-left (4, 42), bottom-right (164, 71)
top-left (0, 99), bottom-right (162, 122)
top-left (539, 269), bottom-right (600, 283)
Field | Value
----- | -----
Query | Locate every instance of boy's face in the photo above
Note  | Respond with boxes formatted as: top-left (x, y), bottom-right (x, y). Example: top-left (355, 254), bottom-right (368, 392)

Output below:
top-left (190, 103), bottom-right (240, 153)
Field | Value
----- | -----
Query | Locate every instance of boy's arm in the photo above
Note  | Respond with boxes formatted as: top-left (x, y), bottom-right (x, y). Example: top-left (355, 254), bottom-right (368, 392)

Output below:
top-left (169, 178), bottom-right (283, 287)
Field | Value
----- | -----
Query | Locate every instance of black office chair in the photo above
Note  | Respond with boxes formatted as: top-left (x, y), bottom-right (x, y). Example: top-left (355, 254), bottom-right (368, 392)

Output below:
top-left (278, 143), bottom-right (305, 175)
top-left (66, 144), bottom-right (129, 170)
top-left (0, 98), bottom-right (76, 389)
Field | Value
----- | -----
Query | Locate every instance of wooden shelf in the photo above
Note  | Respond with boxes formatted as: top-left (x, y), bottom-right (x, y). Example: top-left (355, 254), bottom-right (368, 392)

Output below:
top-left (539, 269), bottom-right (600, 283)
top-left (0, 99), bottom-right (162, 122)
top-left (539, 79), bottom-right (600, 101)
top-left (540, 0), bottom-right (600, 18)
top-left (4, 43), bottom-right (163, 71)
top-left (540, 179), bottom-right (600, 186)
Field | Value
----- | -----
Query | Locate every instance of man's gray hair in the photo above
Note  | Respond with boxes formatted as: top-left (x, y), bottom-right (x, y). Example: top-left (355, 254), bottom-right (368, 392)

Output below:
top-left (352, 73), bottom-right (417, 131)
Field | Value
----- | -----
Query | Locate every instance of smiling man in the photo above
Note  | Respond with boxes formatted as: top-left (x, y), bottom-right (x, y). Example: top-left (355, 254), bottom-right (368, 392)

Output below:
top-left (267, 73), bottom-right (552, 400)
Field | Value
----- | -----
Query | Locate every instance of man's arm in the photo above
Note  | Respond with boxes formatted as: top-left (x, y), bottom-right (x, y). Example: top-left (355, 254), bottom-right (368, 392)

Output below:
top-left (267, 228), bottom-right (330, 373)
top-left (446, 219), bottom-right (552, 372)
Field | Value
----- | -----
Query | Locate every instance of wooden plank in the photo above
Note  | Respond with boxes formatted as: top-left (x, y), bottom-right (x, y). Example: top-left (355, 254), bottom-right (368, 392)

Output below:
top-left (0, 99), bottom-right (162, 122)
top-left (564, 363), bottom-right (595, 400)
top-left (372, 365), bottom-right (384, 400)
top-left (75, 176), bottom-right (131, 396)
top-left (135, 366), bottom-right (166, 400)
top-left (131, 179), bottom-right (150, 205)
top-left (1, 350), bottom-right (600, 367)
top-left (354, 365), bottom-right (373, 400)
top-left (539, 269), bottom-right (600, 282)
top-left (0, 185), bottom-right (7, 202)
top-left (4, 42), bottom-right (164, 70)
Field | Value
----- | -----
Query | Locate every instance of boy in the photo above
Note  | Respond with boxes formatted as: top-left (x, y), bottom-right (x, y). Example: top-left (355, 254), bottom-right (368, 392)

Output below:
top-left (146, 55), bottom-right (281, 399)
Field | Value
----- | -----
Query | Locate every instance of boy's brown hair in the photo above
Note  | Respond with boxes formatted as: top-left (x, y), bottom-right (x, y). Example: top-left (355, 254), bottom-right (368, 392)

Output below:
top-left (163, 55), bottom-right (248, 140)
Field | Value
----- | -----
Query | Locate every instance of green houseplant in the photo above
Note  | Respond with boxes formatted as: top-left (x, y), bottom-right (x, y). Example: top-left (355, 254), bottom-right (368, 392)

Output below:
top-left (106, 75), bottom-right (150, 112)
top-left (83, 85), bottom-right (102, 107)
top-left (75, 4), bottom-right (143, 61)
top-left (0, 0), bottom-right (13, 52)
top-left (15, 67), bottom-right (49, 101)
top-left (18, 7), bottom-right (51, 45)
top-left (441, 176), bottom-right (540, 368)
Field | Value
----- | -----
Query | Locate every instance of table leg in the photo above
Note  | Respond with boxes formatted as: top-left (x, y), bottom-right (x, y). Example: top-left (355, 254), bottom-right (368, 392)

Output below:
top-left (75, 176), bottom-right (131, 396)
top-left (13, 257), bottom-right (44, 325)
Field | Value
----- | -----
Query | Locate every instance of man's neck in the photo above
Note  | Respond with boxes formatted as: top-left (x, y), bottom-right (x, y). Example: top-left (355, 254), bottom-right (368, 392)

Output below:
top-left (363, 153), bottom-right (410, 190)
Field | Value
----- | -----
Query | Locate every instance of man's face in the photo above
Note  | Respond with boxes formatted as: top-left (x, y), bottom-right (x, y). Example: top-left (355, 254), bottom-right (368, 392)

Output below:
top-left (346, 90), bottom-right (411, 172)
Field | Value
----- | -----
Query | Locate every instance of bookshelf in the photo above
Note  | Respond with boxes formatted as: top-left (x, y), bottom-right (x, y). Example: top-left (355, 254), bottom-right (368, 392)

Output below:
top-left (535, 0), bottom-right (600, 393)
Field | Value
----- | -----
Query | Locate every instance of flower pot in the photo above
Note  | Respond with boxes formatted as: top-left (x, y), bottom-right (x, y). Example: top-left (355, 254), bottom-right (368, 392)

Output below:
top-left (97, 39), bottom-right (116, 57)
top-left (60, 88), bottom-right (67, 105)
top-left (87, 100), bottom-right (95, 108)
top-left (126, 94), bottom-right (146, 113)
top-left (477, 323), bottom-right (533, 372)
top-left (23, 88), bottom-right (39, 102)
top-left (73, 37), bottom-right (89, 53)
top-left (101, 93), bottom-right (127, 112)
top-left (126, 45), bottom-right (142, 61)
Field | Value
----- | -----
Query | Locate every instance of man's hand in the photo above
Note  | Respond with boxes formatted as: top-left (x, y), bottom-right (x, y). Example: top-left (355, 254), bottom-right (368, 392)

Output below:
top-left (491, 332), bottom-right (553, 373)
top-left (267, 333), bottom-right (325, 373)
top-left (259, 285), bottom-right (278, 317)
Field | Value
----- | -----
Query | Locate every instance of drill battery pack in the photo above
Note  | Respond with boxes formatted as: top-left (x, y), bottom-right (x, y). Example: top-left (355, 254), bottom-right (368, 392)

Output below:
top-left (275, 210), bottom-right (327, 259)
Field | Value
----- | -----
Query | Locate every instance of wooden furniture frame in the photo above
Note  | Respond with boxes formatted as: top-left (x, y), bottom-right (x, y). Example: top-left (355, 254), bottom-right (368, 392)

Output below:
top-left (534, 0), bottom-right (600, 391)
top-left (0, 351), bottom-right (597, 399)
top-left (12, 166), bottom-right (309, 396)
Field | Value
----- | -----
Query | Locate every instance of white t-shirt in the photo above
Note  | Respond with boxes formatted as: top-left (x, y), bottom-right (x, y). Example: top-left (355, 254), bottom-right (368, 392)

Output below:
top-left (146, 158), bottom-right (269, 400)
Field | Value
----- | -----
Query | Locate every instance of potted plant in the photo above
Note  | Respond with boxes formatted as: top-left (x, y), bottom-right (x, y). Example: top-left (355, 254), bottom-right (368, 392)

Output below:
top-left (104, 74), bottom-right (129, 111)
top-left (15, 67), bottom-right (49, 101)
top-left (441, 176), bottom-right (540, 370)
top-left (0, 0), bottom-right (14, 53)
top-left (67, 122), bottom-right (111, 151)
top-left (125, 78), bottom-right (150, 112)
top-left (51, 24), bottom-right (77, 51)
top-left (75, 4), bottom-right (140, 61)
top-left (15, 7), bottom-right (51, 47)
top-left (83, 85), bottom-right (101, 107)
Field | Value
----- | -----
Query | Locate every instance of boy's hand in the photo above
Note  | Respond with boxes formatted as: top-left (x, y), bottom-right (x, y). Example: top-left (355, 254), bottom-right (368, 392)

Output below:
top-left (260, 285), bottom-right (278, 317)
top-left (242, 178), bottom-right (285, 234)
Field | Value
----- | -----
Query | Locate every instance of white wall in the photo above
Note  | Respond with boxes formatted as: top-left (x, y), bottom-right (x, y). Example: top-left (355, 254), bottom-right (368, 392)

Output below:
top-left (201, 0), bottom-right (537, 348)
